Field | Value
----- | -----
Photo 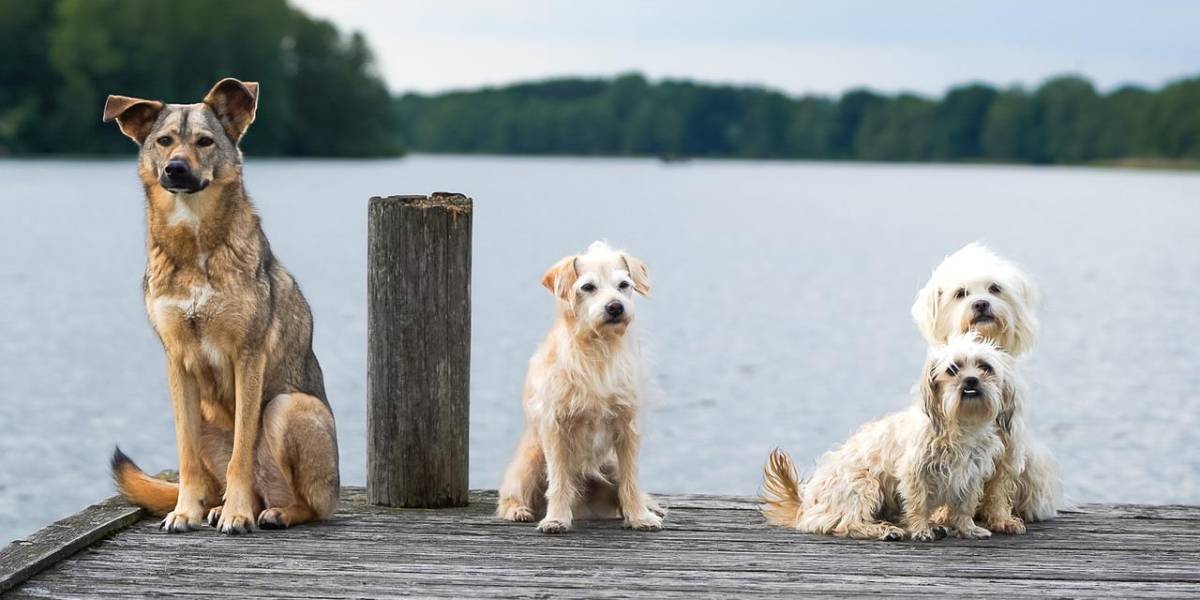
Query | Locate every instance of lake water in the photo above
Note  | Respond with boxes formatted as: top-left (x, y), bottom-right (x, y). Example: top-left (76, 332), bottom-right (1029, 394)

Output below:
top-left (2, 155), bottom-right (1198, 543)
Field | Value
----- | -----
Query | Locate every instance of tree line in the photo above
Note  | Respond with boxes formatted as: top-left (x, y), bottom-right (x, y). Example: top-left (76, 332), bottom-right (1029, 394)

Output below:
top-left (2, 0), bottom-right (1197, 164)
top-left (397, 73), bottom-right (1200, 164)
top-left (0, 0), bottom-right (399, 157)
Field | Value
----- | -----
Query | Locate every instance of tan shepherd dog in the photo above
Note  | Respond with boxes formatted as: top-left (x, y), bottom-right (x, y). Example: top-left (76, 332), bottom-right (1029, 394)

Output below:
top-left (102, 78), bottom-right (339, 534)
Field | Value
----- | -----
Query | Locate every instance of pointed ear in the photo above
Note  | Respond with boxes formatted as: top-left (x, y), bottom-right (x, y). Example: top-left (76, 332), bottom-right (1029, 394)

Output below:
top-left (541, 256), bottom-right (578, 301)
top-left (102, 95), bottom-right (165, 144)
top-left (920, 356), bottom-right (945, 434)
top-left (620, 253), bottom-right (651, 296)
top-left (911, 276), bottom-right (940, 344)
top-left (203, 78), bottom-right (259, 143)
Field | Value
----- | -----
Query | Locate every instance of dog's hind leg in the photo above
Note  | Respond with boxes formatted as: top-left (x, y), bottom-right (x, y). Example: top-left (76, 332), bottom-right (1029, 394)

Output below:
top-left (828, 473), bottom-right (903, 540)
top-left (1014, 441), bottom-right (1060, 523)
top-left (497, 430), bottom-right (547, 522)
top-left (254, 393), bottom-right (340, 529)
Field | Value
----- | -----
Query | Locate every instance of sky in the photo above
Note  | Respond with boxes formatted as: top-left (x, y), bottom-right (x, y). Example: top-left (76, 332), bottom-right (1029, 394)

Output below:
top-left (290, 0), bottom-right (1200, 97)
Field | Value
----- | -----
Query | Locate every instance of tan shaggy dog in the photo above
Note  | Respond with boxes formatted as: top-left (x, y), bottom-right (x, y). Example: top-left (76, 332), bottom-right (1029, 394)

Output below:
top-left (762, 333), bottom-right (1011, 541)
top-left (497, 241), bottom-right (665, 534)
top-left (102, 79), bottom-right (339, 534)
top-left (912, 243), bottom-right (1060, 533)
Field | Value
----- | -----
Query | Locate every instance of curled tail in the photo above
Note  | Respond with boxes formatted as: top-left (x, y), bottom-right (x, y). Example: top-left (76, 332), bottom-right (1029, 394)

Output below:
top-left (760, 448), bottom-right (804, 527)
top-left (111, 447), bottom-right (177, 515)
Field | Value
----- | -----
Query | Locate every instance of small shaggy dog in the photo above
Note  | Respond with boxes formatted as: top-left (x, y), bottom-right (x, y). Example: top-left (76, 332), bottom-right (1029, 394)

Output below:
top-left (911, 243), bottom-right (1060, 532)
top-left (761, 333), bottom-right (1011, 541)
top-left (497, 241), bottom-right (665, 534)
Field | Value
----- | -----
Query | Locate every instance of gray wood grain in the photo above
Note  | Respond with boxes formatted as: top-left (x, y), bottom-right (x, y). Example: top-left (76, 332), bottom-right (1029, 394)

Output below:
top-left (7, 487), bottom-right (1200, 599)
top-left (367, 193), bottom-right (472, 508)
top-left (0, 497), bottom-right (142, 594)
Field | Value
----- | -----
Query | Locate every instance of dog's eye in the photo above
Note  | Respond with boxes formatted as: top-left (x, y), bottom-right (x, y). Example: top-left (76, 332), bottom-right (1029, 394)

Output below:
top-left (988, 283), bottom-right (1002, 295)
top-left (953, 288), bottom-right (967, 299)
top-left (618, 281), bottom-right (631, 291)
top-left (946, 363), bottom-right (960, 376)
top-left (196, 137), bottom-right (214, 147)
top-left (978, 362), bottom-right (994, 373)
top-left (156, 136), bottom-right (172, 147)
top-left (579, 283), bottom-right (596, 293)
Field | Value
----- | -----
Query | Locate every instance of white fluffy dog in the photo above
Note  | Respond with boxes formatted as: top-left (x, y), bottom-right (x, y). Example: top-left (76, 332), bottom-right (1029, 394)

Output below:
top-left (911, 242), bottom-right (1060, 532)
top-left (497, 241), bottom-right (665, 534)
top-left (762, 333), bottom-right (1011, 541)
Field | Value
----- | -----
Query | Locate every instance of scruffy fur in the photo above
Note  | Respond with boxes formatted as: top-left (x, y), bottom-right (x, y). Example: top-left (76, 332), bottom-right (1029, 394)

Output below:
top-left (912, 243), bottom-right (1060, 531)
top-left (103, 78), bottom-right (339, 534)
top-left (762, 334), bottom-right (1010, 541)
top-left (497, 241), bottom-right (665, 534)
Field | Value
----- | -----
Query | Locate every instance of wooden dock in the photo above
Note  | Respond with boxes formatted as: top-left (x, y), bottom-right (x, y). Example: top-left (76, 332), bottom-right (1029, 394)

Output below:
top-left (3, 488), bottom-right (1198, 599)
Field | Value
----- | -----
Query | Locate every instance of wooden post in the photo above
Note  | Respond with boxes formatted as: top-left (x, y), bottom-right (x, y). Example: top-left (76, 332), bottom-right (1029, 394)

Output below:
top-left (367, 193), bottom-right (472, 508)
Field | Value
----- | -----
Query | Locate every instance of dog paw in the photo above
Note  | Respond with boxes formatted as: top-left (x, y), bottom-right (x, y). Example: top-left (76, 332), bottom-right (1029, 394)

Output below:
top-left (986, 516), bottom-right (1026, 535)
top-left (643, 495), bottom-right (668, 517)
top-left (879, 525), bottom-right (906, 541)
top-left (537, 518), bottom-right (571, 534)
top-left (257, 508), bottom-right (289, 530)
top-left (215, 504), bottom-right (256, 535)
top-left (160, 509), bottom-right (204, 533)
top-left (957, 525), bottom-right (993, 540)
top-left (624, 512), bottom-right (664, 532)
top-left (501, 505), bottom-right (536, 523)
top-left (933, 525), bottom-right (951, 540)
top-left (205, 506), bottom-right (222, 528)
top-left (909, 527), bottom-right (939, 542)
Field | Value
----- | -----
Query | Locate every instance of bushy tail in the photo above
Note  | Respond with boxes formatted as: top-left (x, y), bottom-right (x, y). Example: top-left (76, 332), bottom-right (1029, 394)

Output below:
top-left (111, 447), bottom-right (178, 515)
top-left (760, 448), bottom-right (804, 527)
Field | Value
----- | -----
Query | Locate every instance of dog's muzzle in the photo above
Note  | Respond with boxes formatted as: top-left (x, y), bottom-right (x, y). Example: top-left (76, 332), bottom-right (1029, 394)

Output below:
top-left (961, 376), bottom-right (981, 399)
top-left (969, 299), bottom-right (995, 325)
top-left (603, 300), bottom-right (628, 325)
top-left (160, 159), bottom-right (208, 193)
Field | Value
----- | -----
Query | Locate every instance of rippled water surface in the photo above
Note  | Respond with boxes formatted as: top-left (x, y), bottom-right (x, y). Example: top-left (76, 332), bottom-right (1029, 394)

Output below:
top-left (2, 155), bottom-right (1198, 542)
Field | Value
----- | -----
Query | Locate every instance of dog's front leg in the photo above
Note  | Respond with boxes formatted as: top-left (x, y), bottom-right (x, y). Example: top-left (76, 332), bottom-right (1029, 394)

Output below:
top-left (613, 419), bottom-right (663, 531)
top-left (537, 428), bottom-right (579, 534)
top-left (161, 359), bottom-right (209, 533)
top-left (978, 442), bottom-right (1026, 534)
top-left (900, 474), bottom-right (941, 542)
top-left (215, 352), bottom-right (266, 534)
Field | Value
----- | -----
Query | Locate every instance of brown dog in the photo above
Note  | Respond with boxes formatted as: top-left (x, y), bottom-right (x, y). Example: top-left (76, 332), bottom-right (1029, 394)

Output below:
top-left (103, 78), bottom-right (339, 534)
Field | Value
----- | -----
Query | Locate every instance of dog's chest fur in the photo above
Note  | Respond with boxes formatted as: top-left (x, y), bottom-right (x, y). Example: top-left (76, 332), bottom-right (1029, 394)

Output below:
top-left (915, 426), bottom-right (1004, 505)
top-left (142, 188), bottom-right (262, 407)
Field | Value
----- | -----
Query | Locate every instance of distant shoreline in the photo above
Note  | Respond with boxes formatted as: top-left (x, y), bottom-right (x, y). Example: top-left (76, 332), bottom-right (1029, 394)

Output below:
top-left (2, 152), bottom-right (1196, 173)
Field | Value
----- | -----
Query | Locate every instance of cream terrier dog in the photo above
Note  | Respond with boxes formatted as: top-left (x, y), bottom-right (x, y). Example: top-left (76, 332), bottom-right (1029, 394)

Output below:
top-left (911, 242), bottom-right (1060, 532)
top-left (497, 241), bottom-right (665, 534)
top-left (761, 333), bottom-right (1010, 541)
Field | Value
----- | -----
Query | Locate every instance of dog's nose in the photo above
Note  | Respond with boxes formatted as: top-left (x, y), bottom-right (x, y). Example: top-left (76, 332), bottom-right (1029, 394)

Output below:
top-left (605, 301), bottom-right (625, 318)
top-left (972, 299), bottom-right (990, 314)
top-left (164, 159), bottom-right (190, 178)
top-left (963, 376), bottom-right (980, 389)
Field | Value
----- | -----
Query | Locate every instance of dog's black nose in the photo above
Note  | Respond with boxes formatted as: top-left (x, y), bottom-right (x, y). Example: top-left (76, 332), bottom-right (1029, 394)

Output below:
top-left (963, 376), bottom-right (980, 389)
top-left (605, 301), bottom-right (625, 317)
top-left (972, 299), bottom-right (990, 313)
top-left (164, 159), bottom-right (190, 178)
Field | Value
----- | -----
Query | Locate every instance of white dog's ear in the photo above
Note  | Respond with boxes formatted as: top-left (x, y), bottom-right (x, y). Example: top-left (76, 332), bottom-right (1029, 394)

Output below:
top-left (920, 357), bottom-right (946, 434)
top-left (620, 253), bottom-right (651, 296)
top-left (1007, 271), bottom-right (1040, 356)
top-left (541, 255), bottom-right (578, 301)
top-left (997, 359), bottom-right (1023, 435)
top-left (911, 276), bottom-right (941, 344)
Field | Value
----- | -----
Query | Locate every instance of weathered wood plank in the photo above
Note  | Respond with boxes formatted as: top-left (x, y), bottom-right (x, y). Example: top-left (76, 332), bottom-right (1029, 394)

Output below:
top-left (0, 497), bottom-right (142, 594)
top-left (7, 488), bottom-right (1200, 599)
top-left (367, 194), bottom-right (472, 509)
